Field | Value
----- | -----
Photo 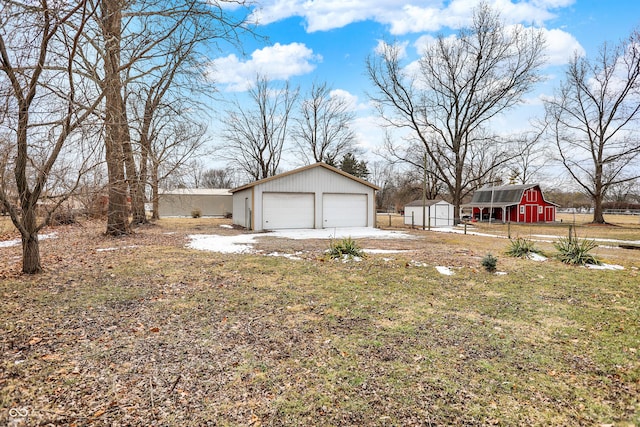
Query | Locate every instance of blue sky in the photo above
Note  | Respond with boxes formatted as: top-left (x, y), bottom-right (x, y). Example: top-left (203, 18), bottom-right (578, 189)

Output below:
top-left (207, 0), bottom-right (640, 171)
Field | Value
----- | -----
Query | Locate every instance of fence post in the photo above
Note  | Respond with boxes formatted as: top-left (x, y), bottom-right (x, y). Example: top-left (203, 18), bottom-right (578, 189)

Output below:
top-left (568, 224), bottom-right (573, 243)
top-left (411, 211), bottom-right (414, 229)
top-left (508, 221), bottom-right (511, 239)
top-left (388, 213), bottom-right (391, 227)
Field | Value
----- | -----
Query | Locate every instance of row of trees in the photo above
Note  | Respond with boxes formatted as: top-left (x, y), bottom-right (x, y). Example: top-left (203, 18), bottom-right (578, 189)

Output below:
top-left (0, 0), bottom-right (251, 273)
top-left (366, 3), bottom-right (640, 224)
top-left (221, 77), bottom-right (361, 182)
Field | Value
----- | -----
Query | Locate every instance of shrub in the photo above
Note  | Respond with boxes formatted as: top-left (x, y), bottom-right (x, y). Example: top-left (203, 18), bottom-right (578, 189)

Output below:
top-left (505, 237), bottom-right (541, 258)
top-left (50, 209), bottom-right (78, 226)
top-left (554, 236), bottom-right (601, 266)
top-left (481, 253), bottom-right (497, 272)
top-left (328, 237), bottom-right (365, 260)
top-left (191, 208), bottom-right (202, 218)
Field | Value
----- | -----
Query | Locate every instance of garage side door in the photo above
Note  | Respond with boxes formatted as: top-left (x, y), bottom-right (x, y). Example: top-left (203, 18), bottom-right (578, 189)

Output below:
top-left (263, 193), bottom-right (315, 230)
top-left (323, 193), bottom-right (367, 228)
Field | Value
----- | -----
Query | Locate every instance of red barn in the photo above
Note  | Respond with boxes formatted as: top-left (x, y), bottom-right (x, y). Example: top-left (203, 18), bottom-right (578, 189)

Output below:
top-left (467, 184), bottom-right (558, 223)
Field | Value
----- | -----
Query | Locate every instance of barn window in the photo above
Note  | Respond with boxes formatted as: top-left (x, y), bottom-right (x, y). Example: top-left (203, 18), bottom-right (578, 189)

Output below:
top-left (520, 206), bottom-right (525, 214)
top-left (526, 189), bottom-right (537, 202)
top-left (538, 206), bottom-right (543, 214)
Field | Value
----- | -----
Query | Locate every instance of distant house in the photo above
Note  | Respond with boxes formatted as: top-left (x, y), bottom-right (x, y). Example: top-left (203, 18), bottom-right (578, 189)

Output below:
top-left (230, 162), bottom-right (380, 231)
top-left (158, 189), bottom-right (232, 217)
top-left (404, 199), bottom-right (454, 228)
top-left (466, 184), bottom-right (558, 223)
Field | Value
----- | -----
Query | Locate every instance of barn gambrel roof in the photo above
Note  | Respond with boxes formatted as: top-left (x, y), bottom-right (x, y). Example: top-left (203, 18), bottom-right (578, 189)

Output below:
top-left (468, 184), bottom-right (558, 207)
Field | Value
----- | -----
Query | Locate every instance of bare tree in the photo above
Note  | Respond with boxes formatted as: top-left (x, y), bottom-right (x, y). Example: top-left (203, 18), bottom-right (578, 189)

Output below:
top-left (545, 31), bottom-right (640, 224)
top-left (0, 0), bottom-right (101, 273)
top-left (293, 81), bottom-right (357, 164)
top-left (148, 118), bottom-right (208, 219)
top-left (92, 0), bottom-right (251, 233)
top-left (200, 168), bottom-right (236, 188)
top-left (506, 126), bottom-right (550, 184)
top-left (367, 3), bottom-right (546, 221)
top-left (222, 76), bottom-right (298, 181)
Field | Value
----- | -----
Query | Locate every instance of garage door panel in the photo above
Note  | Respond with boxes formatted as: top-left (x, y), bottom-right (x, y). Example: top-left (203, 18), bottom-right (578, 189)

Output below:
top-left (323, 193), bottom-right (367, 228)
top-left (263, 193), bottom-right (314, 230)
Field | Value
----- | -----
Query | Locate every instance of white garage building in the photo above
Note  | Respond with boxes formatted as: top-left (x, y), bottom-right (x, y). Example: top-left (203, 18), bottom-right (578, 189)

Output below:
top-left (231, 162), bottom-right (380, 231)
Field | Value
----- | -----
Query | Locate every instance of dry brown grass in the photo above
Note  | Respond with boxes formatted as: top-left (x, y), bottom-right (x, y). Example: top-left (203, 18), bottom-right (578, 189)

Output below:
top-left (1, 217), bottom-right (639, 426)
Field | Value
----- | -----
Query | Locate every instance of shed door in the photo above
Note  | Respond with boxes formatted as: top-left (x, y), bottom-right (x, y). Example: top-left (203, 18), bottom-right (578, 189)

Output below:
top-left (263, 193), bottom-right (314, 230)
top-left (323, 193), bottom-right (367, 228)
top-left (434, 204), bottom-right (453, 227)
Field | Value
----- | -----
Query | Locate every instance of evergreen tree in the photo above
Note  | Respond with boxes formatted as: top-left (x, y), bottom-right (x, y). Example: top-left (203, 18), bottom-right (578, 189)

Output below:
top-left (339, 153), bottom-right (369, 179)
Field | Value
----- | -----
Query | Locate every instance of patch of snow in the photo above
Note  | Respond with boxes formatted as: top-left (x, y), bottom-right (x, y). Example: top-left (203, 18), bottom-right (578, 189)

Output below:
top-left (527, 252), bottom-right (547, 262)
top-left (410, 260), bottom-right (428, 267)
top-left (435, 266), bottom-right (454, 275)
top-left (219, 224), bottom-right (233, 229)
top-left (267, 251), bottom-right (304, 260)
top-left (96, 245), bottom-right (138, 252)
top-left (362, 248), bottom-right (409, 254)
top-left (585, 263), bottom-right (624, 270)
top-left (0, 232), bottom-right (57, 248)
top-left (187, 234), bottom-right (259, 254)
top-left (0, 238), bottom-right (20, 248)
top-left (495, 271), bottom-right (508, 275)
top-left (270, 227), bottom-right (414, 240)
top-left (187, 228), bottom-right (414, 254)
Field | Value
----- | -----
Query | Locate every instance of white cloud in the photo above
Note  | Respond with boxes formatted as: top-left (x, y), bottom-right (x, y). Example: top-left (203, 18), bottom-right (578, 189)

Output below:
top-left (209, 43), bottom-right (322, 91)
top-left (542, 28), bottom-right (585, 66)
top-left (374, 39), bottom-right (409, 59)
top-left (249, 0), bottom-right (575, 35)
top-left (329, 89), bottom-right (371, 113)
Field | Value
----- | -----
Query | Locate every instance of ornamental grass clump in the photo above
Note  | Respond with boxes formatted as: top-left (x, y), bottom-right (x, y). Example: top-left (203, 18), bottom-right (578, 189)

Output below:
top-left (328, 237), bottom-right (365, 260)
top-left (554, 236), bottom-right (601, 266)
top-left (505, 237), bottom-right (542, 258)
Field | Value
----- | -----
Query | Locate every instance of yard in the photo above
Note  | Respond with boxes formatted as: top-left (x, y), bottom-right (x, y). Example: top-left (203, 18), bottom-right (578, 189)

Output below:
top-left (1, 216), bottom-right (639, 425)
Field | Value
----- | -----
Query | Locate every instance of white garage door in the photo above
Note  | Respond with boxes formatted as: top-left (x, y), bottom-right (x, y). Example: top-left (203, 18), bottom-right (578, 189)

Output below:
top-left (323, 193), bottom-right (368, 228)
top-left (263, 193), bottom-right (315, 230)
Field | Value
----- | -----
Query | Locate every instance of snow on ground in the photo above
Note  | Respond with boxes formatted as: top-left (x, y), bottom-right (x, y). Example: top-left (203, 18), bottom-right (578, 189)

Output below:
top-left (0, 233), bottom-right (57, 248)
top-left (187, 228), bottom-right (414, 254)
top-left (187, 233), bottom-right (260, 254)
top-left (435, 266), bottom-right (454, 275)
top-left (270, 227), bottom-right (414, 240)
top-left (528, 253), bottom-right (547, 262)
top-left (97, 245), bottom-right (139, 252)
top-left (434, 226), bottom-right (640, 247)
top-left (266, 252), bottom-right (304, 260)
top-left (362, 248), bottom-right (409, 254)
top-left (586, 263), bottom-right (624, 270)
top-left (219, 224), bottom-right (233, 229)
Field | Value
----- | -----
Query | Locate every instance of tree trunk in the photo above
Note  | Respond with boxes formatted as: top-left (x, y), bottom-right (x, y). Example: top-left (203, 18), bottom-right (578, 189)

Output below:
top-left (592, 193), bottom-right (605, 224)
top-left (102, 0), bottom-right (130, 235)
top-left (122, 122), bottom-right (147, 225)
top-left (151, 163), bottom-right (160, 220)
top-left (20, 206), bottom-right (42, 274)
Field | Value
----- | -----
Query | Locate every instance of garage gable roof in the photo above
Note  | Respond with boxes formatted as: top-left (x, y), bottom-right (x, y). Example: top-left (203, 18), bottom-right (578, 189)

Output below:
top-left (230, 162), bottom-right (381, 193)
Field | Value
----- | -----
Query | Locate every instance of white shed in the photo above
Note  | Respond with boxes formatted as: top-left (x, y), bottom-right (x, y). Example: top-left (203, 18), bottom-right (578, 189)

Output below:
top-left (230, 162), bottom-right (380, 231)
top-left (404, 199), bottom-right (454, 228)
top-left (158, 189), bottom-right (232, 217)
